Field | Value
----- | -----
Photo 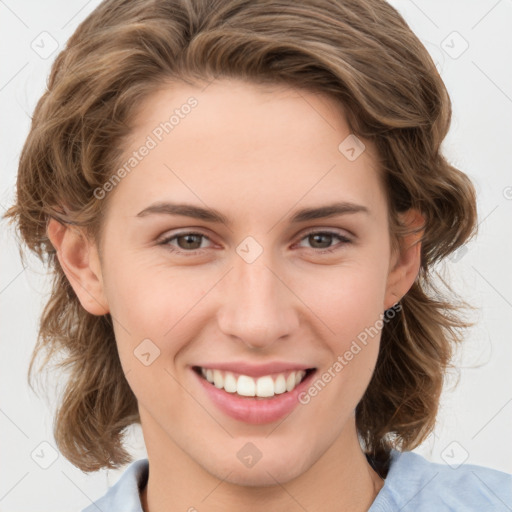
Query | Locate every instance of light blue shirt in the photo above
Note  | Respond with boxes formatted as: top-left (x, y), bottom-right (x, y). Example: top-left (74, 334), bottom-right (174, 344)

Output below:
top-left (82, 449), bottom-right (512, 511)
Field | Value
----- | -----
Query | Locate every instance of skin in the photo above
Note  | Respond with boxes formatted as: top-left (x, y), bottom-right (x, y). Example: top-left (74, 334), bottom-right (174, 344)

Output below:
top-left (47, 78), bottom-right (423, 512)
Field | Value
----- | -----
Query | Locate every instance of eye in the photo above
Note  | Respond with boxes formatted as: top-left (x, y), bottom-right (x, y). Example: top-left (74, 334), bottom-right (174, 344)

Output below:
top-left (158, 229), bottom-right (352, 257)
top-left (295, 230), bottom-right (352, 254)
top-left (158, 231), bottom-right (213, 254)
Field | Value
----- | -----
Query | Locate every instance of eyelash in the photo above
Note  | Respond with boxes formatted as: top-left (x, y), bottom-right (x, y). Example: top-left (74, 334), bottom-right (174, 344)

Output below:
top-left (157, 229), bottom-right (352, 256)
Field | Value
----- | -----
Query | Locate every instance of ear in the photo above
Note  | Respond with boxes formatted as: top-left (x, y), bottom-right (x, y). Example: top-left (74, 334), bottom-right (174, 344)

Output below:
top-left (384, 209), bottom-right (425, 310)
top-left (46, 218), bottom-right (109, 315)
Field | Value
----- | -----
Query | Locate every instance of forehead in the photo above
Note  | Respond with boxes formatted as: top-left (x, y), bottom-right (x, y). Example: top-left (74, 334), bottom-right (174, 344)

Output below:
top-left (105, 78), bottom-right (385, 225)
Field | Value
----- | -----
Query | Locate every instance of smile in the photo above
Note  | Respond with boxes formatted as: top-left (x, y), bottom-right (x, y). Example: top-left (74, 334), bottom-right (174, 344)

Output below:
top-left (194, 366), bottom-right (314, 397)
top-left (192, 365), bottom-right (317, 424)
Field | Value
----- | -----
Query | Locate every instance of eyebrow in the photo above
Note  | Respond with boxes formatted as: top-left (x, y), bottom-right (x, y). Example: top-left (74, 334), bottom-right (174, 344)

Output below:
top-left (135, 201), bottom-right (369, 224)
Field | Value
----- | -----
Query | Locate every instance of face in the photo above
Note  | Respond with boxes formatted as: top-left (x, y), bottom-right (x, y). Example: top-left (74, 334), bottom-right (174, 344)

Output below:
top-left (52, 78), bottom-right (421, 487)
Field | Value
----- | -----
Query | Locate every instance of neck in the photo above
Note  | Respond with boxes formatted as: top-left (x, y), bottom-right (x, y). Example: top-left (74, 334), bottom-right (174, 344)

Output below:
top-left (140, 417), bottom-right (385, 512)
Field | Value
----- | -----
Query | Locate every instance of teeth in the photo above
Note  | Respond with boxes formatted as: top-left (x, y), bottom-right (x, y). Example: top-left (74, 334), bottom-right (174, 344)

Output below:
top-left (223, 372), bottom-right (237, 393)
top-left (256, 376), bottom-right (275, 397)
top-left (274, 374), bottom-right (287, 394)
top-left (200, 367), bottom-right (308, 397)
top-left (212, 369), bottom-right (224, 389)
top-left (286, 373), bottom-right (296, 392)
top-left (237, 375), bottom-right (256, 396)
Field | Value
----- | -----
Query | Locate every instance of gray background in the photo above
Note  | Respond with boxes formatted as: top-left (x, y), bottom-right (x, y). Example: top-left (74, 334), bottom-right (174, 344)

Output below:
top-left (1, 0), bottom-right (511, 510)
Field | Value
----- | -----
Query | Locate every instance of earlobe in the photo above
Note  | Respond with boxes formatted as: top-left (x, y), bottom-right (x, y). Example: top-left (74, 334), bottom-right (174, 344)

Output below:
top-left (384, 209), bottom-right (424, 310)
top-left (46, 218), bottom-right (109, 316)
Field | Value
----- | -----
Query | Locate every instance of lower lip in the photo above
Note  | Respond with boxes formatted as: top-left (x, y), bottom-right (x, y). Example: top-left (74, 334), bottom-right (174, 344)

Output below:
top-left (193, 368), bottom-right (316, 424)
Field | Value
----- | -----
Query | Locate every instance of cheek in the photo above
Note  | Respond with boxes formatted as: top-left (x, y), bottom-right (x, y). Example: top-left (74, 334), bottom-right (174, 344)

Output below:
top-left (301, 267), bottom-right (387, 414)
top-left (104, 251), bottom-right (181, 325)
top-left (304, 257), bottom-right (389, 338)
top-left (104, 256), bottom-right (210, 361)
top-left (304, 258), bottom-right (389, 397)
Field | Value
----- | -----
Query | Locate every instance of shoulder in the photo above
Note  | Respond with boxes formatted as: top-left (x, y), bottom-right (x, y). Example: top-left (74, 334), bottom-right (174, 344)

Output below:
top-left (370, 449), bottom-right (512, 511)
top-left (81, 458), bottom-right (149, 512)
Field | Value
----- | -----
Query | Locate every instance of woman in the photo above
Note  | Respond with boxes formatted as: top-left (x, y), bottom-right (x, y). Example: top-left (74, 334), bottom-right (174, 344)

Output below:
top-left (4, 0), bottom-right (511, 510)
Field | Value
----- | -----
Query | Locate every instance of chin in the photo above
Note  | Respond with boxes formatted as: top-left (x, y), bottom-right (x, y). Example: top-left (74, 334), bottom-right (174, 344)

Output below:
top-left (204, 453), bottom-right (310, 487)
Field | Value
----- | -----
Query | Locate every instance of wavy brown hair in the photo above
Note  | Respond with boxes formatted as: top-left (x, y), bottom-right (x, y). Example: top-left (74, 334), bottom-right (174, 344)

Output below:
top-left (3, 0), bottom-right (477, 475)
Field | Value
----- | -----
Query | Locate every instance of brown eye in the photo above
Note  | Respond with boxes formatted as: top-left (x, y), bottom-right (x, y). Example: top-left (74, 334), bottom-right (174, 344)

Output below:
top-left (297, 230), bottom-right (352, 253)
top-left (159, 232), bottom-right (212, 254)
top-left (174, 233), bottom-right (203, 250)
top-left (307, 232), bottom-right (335, 249)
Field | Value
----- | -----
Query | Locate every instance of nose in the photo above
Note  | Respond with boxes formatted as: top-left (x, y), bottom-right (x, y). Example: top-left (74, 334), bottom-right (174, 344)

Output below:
top-left (216, 253), bottom-right (300, 351)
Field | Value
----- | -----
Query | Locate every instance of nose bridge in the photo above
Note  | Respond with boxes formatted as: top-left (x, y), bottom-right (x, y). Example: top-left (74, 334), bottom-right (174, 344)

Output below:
top-left (217, 247), bottom-right (298, 349)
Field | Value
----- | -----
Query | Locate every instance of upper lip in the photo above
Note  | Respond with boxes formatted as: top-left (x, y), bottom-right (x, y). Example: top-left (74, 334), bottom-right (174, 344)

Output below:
top-left (193, 361), bottom-right (316, 377)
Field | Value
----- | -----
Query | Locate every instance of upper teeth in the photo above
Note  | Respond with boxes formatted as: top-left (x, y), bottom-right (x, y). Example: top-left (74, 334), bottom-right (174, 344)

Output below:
top-left (200, 368), bottom-right (307, 397)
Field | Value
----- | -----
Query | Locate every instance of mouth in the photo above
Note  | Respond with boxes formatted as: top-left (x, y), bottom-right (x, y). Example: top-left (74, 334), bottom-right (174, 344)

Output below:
top-left (193, 366), bottom-right (316, 399)
top-left (192, 364), bottom-right (318, 423)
